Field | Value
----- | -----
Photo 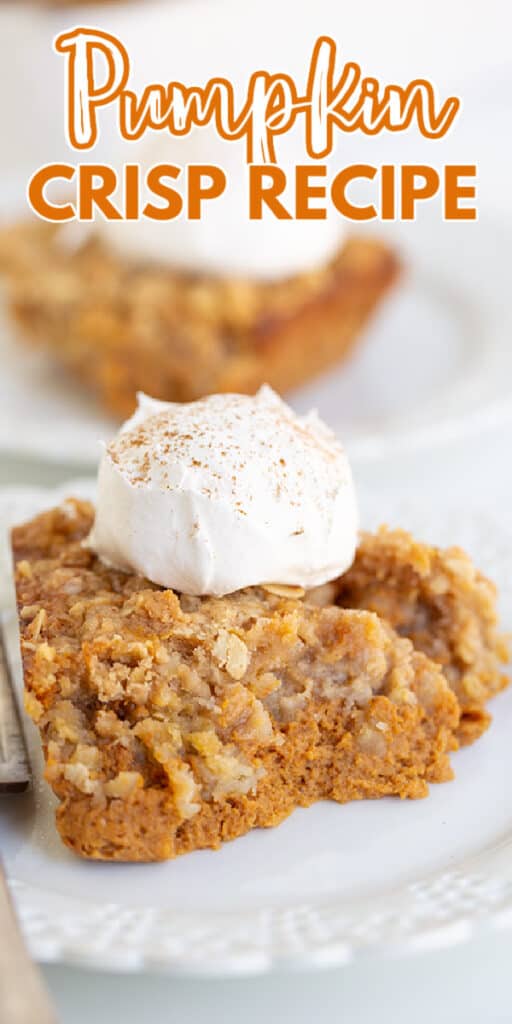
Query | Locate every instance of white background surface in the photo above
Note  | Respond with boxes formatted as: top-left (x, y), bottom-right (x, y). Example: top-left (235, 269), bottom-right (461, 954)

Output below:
top-left (2, 0), bottom-right (512, 1019)
top-left (39, 937), bottom-right (512, 1024)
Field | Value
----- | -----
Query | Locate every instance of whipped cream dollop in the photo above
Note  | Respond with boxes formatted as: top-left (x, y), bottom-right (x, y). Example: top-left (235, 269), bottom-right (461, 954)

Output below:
top-left (87, 387), bottom-right (358, 596)
top-left (91, 161), bottom-right (345, 279)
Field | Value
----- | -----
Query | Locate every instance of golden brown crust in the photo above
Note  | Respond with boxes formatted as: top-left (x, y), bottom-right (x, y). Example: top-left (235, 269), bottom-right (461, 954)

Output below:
top-left (0, 222), bottom-right (398, 418)
top-left (334, 527), bottom-right (510, 744)
top-left (13, 501), bottom-right (458, 862)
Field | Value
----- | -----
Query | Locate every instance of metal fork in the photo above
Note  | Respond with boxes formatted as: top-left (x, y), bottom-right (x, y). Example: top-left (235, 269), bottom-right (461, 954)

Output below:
top-left (0, 617), bottom-right (58, 1024)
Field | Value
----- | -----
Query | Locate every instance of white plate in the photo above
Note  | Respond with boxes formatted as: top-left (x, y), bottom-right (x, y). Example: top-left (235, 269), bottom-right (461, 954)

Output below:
top-left (0, 217), bottom-right (511, 465)
top-left (1, 481), bottom-right (512, 977)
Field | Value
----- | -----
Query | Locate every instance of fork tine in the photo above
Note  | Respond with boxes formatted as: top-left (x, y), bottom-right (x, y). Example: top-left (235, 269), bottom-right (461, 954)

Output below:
top-left (0, 617), bottom-right (31, 793)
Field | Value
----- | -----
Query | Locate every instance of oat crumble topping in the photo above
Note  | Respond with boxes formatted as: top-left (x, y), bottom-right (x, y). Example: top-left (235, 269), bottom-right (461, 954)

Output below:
top-left (12, 500), bottom-right (508, 861)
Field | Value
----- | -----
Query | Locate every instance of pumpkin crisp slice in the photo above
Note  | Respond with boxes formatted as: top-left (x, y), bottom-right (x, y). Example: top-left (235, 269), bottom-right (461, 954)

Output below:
top-left (12, 501), bottom-right (459, 862)
top-left (334, 527), bottom-right (509, 745)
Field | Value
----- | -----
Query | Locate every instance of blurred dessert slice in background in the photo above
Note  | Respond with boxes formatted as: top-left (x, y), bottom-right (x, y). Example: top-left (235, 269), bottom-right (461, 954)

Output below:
top-left (0, 222), bottom-right (398, 418)
top-left (0, 0), bottom-right (398, 416)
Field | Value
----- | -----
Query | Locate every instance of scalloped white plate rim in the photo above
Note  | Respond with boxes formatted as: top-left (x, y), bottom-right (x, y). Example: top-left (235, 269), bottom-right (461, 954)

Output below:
top-left (1, 480), bottom-right (512, 978)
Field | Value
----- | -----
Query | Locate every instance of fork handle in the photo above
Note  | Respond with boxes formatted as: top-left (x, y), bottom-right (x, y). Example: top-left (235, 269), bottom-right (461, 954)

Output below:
top-left (0, 863), bottom-right (58, 1024)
